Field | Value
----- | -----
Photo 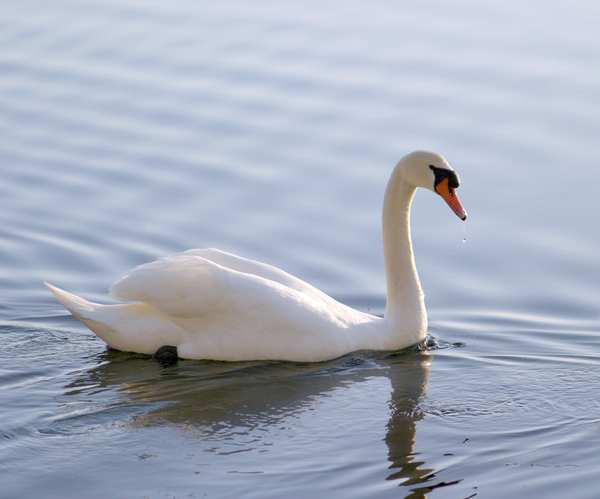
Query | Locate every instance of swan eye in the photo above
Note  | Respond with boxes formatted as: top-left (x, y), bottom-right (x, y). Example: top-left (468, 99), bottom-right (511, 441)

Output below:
top-left (430, 165), bottom-right (460, 189)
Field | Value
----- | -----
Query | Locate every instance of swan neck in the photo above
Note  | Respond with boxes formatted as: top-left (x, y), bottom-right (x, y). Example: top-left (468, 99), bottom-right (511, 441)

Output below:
top-left (382, 173), bottom-right (425, 324)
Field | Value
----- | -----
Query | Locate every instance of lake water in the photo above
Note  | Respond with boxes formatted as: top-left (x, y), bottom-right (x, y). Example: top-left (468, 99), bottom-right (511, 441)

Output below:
top-left (2, 0), bottom-right (600, 497)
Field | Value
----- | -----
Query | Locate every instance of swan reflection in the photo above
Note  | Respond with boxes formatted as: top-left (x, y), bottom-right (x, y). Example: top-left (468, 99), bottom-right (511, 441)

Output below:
top-left (66, 346), bottom-right (437, 493)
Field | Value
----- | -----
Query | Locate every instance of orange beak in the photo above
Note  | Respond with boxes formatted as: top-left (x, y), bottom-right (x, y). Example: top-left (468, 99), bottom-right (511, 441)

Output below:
top-left (436, 178), bottom-right (467, 220)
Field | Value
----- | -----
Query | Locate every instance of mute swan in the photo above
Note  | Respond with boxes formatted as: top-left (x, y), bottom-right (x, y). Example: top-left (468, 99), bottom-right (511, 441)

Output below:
top-left (46, 150), bottom-right (466, 362)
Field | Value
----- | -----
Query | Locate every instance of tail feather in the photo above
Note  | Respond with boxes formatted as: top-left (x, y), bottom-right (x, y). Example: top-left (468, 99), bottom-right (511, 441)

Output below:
top-left (44, 281), bottom-right (183, 355)
top-left (44, 282), bottom-right (100, 314)
top-left (44, 282), bottom-right (122, 346)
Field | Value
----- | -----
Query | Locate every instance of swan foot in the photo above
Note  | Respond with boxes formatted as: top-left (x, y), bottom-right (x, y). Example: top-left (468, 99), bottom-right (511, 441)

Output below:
top-left (152, 345), bottom-right (179, 366)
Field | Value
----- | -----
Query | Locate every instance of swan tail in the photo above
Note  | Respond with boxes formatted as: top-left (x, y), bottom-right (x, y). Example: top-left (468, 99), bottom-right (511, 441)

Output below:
top-left (44, 282), bottom-right (101, 314)
top-left (44, 282), bottom-right (118, 343)
top-left (44, 282), bottom-right (183, 355)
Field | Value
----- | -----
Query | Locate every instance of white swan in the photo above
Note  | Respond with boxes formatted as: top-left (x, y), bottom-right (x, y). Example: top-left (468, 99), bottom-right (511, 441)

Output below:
top-left (46, 150), bottom-right (466, 362)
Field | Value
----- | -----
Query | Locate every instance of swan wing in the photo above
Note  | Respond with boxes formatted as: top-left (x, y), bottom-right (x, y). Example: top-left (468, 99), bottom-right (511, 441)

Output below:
top-left (109, 253), bottom-right (232, 316)
top-left (181, 248), bottom-right (334, 303)
top-left (108, 252), bottom-right (343, 322)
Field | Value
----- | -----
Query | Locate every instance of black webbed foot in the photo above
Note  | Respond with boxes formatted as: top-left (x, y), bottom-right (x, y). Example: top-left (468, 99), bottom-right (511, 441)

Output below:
top-left (152, 345), bottom-right (179, 366)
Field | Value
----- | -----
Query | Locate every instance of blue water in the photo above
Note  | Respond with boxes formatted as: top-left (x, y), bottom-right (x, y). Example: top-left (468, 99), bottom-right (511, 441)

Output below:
top-left (2, 0), bottom-right (600, 497)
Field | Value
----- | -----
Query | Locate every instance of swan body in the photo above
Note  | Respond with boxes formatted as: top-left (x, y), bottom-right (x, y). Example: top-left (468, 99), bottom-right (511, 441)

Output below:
top-left (46, 150), bottom-right (466, 362)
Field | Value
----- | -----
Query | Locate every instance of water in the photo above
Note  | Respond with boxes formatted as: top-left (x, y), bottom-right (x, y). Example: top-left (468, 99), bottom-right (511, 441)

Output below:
top-left (2, 0), bottom-right (600, 497)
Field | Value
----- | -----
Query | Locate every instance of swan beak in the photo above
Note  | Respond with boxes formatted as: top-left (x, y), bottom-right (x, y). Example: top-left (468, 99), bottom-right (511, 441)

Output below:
top-left (436, 178), bottom-right (467, 220)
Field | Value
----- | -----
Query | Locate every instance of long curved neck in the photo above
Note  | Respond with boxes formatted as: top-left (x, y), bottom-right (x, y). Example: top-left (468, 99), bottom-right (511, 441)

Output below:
top-left (382, 169), bottom-right (426, 329)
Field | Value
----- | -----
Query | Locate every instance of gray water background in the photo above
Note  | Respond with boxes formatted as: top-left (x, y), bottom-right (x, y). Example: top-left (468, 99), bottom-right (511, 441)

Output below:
top-left (1, 1), bottom-right (600, 498)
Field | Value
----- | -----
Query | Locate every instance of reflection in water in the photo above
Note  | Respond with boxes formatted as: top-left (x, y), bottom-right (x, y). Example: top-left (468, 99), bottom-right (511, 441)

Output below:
top-left (382, 354), bottom-right (435, 490)
top-left (62, 347), bottom-right (441, 494)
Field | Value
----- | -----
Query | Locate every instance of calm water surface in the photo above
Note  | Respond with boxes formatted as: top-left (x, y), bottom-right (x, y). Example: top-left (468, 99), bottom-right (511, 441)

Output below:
top-left (2, 1), bottom-right (600, 498)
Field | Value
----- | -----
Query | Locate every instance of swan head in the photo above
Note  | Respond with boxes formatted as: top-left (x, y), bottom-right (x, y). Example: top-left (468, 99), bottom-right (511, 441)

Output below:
top-left (397, 150), bottom-right (467, 220)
